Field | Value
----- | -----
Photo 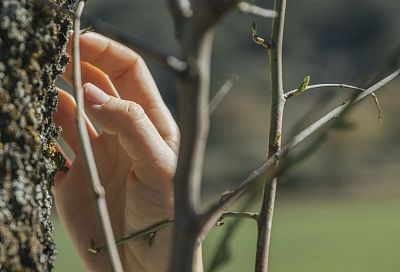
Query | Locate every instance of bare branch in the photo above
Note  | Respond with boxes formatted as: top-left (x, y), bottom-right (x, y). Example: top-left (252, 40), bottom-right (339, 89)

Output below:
top-left (237, 2), bottom-right (278, 18)
top-left (285, 83), bottom-right (382, 123)
top-left (167, 1), bottom-right (227, 271)
top-left (89, 211), bottom-right (256, 254)
top-left (71, 2), bottom-right (122, 271)
top-left (256, 0), bottom-right (287, 270)
top-left (209, 74), bottom-right (239, 114)
top-left (167, 0), bottom-right (247, 269)
top-left (90, 218), bottom-right (175, 253)
top-left (218, 211), bottom-right (258, 222)
top-left (284, 83), bottom-right (365, 99)
top-left (199, 68), bottom-right (400, 246)
top-left (287, 44), bottom-right (400, 138)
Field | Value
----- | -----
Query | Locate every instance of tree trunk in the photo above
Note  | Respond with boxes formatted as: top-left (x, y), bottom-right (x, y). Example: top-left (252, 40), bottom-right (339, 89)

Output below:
top-left (0, 0), bottom-right (72, 270)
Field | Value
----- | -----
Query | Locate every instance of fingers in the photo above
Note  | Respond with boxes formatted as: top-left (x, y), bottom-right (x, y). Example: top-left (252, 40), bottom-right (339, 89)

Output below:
top-left (63, 60), bottom-right (120, 98)
top-left (83, 83), bottom-right (176, 184)
top-left (54, 88), bottom-right (98, 155)
top-left (66, 32), bottom-right (179, 151)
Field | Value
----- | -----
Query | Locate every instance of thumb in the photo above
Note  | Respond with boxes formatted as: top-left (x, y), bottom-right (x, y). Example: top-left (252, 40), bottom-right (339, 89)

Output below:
top-left (83, 83), bottom-right (176, 184)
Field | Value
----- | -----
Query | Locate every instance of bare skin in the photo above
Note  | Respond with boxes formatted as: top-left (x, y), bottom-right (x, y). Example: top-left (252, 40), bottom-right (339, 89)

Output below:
top-left (53, 32), bottom-right (180, 272)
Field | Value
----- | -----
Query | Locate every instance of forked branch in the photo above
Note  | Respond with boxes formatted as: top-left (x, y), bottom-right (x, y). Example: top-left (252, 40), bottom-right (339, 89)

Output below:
top-left (199, 68), bottom-right (400, 244)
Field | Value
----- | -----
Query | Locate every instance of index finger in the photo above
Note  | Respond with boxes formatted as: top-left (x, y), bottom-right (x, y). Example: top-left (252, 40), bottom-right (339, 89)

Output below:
top-left (66, 32), bottom-right (179, 151)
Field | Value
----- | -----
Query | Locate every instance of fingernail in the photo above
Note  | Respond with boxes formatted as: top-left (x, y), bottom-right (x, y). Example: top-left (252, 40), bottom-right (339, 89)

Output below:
top-left (84, 83), bottom-right (110, 105)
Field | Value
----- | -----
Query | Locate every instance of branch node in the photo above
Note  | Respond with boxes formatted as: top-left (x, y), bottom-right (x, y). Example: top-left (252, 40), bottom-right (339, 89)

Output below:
top-left (219, 190), bottom-right (235, 206)
top-left (251, 22), bottom-right (273, 50)
top-left (143, 231), bottom-right (157, 246)
top-left (94, 185), bottom-right (106, 198)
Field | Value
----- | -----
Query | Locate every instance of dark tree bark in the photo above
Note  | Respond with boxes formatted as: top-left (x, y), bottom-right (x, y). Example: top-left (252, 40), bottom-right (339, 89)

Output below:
top-left (0, 0), bottom-right (72, 270)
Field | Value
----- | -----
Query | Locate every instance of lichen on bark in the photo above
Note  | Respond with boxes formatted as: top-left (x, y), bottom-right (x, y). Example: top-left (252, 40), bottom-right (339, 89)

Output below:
top-left (0, 0), bottom-right (73, 270)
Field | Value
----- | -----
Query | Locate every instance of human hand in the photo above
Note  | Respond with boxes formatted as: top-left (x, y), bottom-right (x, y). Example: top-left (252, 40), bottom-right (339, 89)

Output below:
top-left (53, 32), bottom-right (179, 272)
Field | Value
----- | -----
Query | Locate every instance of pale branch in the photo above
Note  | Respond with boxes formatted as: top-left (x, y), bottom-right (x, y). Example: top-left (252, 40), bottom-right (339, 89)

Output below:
top-left (256, 0), bottom-right (287, 270)
top-left (167, 4), bottom-right (243, 269)
top-left (83, 15), bottom-right (187, 73)
top-left (168, 0), bottom-right (225, 271)
top-left (284, 83), bottom-right (382, 123)
top-left (209, 74), bottom-right (239, 114)
top-left (237, 2), bottom-right (278, 18)
top-left (218, 211), bottom-right (258, 222)
top-left (71, 1), bottom-right (123, 271)
top-left (287, 45), bottom-right (400, 138)
top-left (199, 68), bottom-right (400, 246)
top-left (284, 83), bottom-right (365, 99)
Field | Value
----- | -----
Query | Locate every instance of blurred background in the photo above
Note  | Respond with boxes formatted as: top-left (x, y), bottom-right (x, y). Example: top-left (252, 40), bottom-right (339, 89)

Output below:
top-left (54, 0), bottom-right (400, 271)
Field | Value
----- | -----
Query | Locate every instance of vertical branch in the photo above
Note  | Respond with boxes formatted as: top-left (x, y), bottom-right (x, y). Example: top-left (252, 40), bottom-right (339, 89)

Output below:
top-left (168, 1), bottom-right (239, 271)
top-left (72, 1), bottom-right (123, 271)
top-left (255, 0), bottom-right (287, 271)
top-left (169, 28), bottom-right (214, 272)
top-left (168, 7), bottom-right (213, 272)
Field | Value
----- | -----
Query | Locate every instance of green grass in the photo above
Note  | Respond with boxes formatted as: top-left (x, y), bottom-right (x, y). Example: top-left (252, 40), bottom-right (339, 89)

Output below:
top-left (203, 196), bottom-right (400, 272)
top-left (53, 196), bottom-right (400, 271)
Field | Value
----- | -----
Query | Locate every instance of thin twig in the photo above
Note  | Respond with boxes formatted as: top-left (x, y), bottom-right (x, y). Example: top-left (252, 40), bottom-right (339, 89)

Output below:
top-left (218, 211), bottom-right (258, 222)
top-left (199, 68), bottom-right (400, 246)
top-left (90, 211), bottom-right (257, 254)
top-left (256, 0), bottom-right (287, 270)
top-left (237, 2), bottom-right (278, 18)
top-left (72, 1), bottom-right (123, 271)
top-left (287, 43), bottom-right (400, 138)
top-left (209, 74), bottom-right (239, 114)
top-left (284, 83), bottom-right (382, 123)
top-left (284, 83), bottom-right (365, 99)
top-left (90, 218), bottom-right (175, 253)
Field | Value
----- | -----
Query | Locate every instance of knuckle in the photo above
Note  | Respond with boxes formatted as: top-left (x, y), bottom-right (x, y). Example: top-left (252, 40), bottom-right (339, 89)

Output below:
top-left (126, 101), bottom-right (144, 117)
top-left (121, 100), bottom-right (146, 124)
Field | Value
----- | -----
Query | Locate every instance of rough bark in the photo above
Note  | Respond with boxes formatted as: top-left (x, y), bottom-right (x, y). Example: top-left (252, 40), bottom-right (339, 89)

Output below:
top-left (0, 0), bottom-right (72, 270)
